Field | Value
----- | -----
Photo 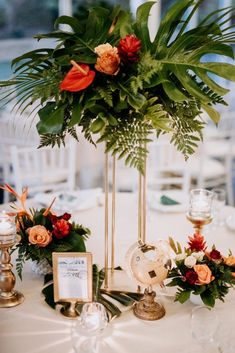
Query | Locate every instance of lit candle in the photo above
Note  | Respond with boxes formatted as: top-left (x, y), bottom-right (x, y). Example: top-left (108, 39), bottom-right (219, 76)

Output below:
top-left (0, 211), bottom-right (15, 243)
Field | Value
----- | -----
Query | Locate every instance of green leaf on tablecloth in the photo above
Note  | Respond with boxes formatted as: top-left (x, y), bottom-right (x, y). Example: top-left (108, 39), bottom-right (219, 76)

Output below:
top-left (103, 292), bottom-right (135, 306)
top-left (42, 282), bottom-right (56, 309)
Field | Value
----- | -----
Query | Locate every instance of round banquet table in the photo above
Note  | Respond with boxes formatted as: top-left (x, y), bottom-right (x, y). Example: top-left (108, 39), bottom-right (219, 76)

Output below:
top-left (0, 192), bottom-right (235, 353)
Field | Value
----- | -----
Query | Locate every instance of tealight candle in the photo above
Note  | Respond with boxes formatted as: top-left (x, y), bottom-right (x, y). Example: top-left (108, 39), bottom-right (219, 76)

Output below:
top-left (0, 211), bottom-right (15, 243)
top-left (189, 189), bottom-right (213, 220)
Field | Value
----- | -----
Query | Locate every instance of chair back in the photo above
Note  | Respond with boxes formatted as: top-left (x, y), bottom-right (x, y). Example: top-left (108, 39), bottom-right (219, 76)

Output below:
top-left (10, 140), bottom-right (76, 195)
top-left (147, 137), bottom-right (190, 196)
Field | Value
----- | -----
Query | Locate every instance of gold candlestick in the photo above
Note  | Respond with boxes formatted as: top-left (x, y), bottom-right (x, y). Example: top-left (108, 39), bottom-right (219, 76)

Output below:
top-left (0, 212), bottom-right (24, 307)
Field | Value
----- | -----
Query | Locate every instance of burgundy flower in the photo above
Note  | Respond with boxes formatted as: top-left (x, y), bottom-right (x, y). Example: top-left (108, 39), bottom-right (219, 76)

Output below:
top-left (62, 212), bottom-right (71, 221)
top-left (209, 249), bottom-right (222, 261)
top-left (188, 233), bottom-right (206, 252)
top-left (53, 219), bottom-right (71, 239)
top-left (118, 34), bottom-right (141, 62)
top-left (50, 215), bottom-right (58, 225)
top-left (185, 270), bottom-right (198, 285)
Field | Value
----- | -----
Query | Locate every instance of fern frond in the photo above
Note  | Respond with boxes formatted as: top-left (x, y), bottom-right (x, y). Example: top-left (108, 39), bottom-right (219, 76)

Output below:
top-left (96, 86), bottom-right (113, 107)
top-left (98, 115), bottom-right (153, 173)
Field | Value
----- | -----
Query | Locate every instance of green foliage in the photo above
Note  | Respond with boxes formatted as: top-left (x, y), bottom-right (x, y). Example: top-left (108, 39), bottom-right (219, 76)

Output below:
top-left (0, 1), bottom-right (235, 171)
top-left (98, 115), bottom-right (152, 173)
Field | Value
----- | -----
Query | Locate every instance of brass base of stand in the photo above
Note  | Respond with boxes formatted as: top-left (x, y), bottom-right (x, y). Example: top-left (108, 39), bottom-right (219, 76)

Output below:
top-left (60, 301), bottom-right (79, 318)
top-left (133, 289), bottom-right (165, 321)
top-left (0, 290), bottom-right (24, 308)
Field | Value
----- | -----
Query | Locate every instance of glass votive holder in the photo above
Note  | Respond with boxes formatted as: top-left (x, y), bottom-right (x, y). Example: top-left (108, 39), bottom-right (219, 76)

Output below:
top-left (71, 302), bottom-right (108, 353)
top-left (188, 189), bottom-right (214, 220)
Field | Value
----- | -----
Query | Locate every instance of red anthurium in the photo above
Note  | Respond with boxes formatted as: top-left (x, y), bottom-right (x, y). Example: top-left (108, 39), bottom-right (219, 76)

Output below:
top-left (60, 61), bottom-right (95, 92)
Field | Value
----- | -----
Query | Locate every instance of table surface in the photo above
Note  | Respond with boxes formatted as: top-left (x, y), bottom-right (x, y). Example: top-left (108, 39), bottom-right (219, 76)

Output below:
top-left (1, 193), bottom-right (235, 353)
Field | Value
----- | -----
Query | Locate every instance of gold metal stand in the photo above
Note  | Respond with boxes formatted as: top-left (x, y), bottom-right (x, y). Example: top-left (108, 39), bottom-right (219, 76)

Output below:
top-left (102, 152), bottom-right (141, 293)
top-left (60, 301), bottom-right (78, 318)
top-left (133, 287), bottom-right (165, 321)
top-left (0, 240), bottom-right (24, 308)
top-left (133, 148), bottom-right (166, 321)
top-left (104, 152), bottom-right (109, 289)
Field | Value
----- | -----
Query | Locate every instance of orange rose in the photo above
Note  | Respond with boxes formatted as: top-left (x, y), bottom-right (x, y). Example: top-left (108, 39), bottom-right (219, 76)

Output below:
top-left (28, 225), bottom-right (52, 247)
top-left (95, 43), bottom-right (120, 75)
top-left (223, 256), bottom-right (235, 266)
top-left (193, 264), bottom-right (214, 285)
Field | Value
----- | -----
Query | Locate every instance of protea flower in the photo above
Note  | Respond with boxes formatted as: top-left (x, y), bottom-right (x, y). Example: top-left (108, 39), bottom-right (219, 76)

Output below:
top-left (188, 233), bottom-right (206, 252)
top-left (118, 34), bottom-right (141, 62)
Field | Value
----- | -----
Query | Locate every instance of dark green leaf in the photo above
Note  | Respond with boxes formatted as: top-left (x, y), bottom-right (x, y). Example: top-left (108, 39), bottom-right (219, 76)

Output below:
top-left (37, 102), bottom-right (65, 134)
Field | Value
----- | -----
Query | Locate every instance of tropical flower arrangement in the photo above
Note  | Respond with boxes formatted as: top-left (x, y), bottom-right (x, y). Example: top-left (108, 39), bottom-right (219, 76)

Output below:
top-left (1, 184), bottom-right (90, 279)
top-left (0, 1), bottom-right (235, 171)
top-left (167, 233), bottom-right (235, 307)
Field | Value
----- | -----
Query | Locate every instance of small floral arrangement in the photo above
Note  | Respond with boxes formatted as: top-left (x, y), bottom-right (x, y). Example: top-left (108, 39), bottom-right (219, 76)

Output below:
top-left (1, 184), bottom-right (90, 279)
top-left (167, 233), bottom-right (235, 307)
top-left (1, 1), bottom-right (235, 172)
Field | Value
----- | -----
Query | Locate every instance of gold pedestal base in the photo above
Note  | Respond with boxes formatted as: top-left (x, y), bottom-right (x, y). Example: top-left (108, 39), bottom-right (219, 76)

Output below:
top-left (0, 290), bottom-right (24, 308)
top-left (60, 301), bottom-right (79, 318)
top-left (133, 289), bottom-right (165, 321)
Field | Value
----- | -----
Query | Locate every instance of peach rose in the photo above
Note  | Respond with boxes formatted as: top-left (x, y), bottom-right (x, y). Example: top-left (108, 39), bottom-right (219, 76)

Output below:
top-left (193, 264), bottom-right (214, 285)
top-left (223, 256), bottom-right (235, 266)
top-left (28, 225), bottom-right (52, 247)
top-left (94, 43), bottom-right (120, 75)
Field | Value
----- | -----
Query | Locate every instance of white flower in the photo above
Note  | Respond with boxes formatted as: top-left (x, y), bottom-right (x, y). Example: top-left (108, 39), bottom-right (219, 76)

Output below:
top-left (184, 255), bottom-right (197, 268)
top-left (192, 251), bottom-right (204, 261)
top-left (175, 253), bottom-right (187, 261)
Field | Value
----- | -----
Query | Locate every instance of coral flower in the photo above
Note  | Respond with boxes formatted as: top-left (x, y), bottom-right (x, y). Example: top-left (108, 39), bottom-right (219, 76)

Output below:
top-left (188, 233), bottom-right (206, 252)
top-left (60, 61), bottom-right (95, 92)
top-left (94, 43), bottom-right (120, 75)
top-left (118, 34), bottom-right (141, 62)
top-left (194, 264), bottom-right (215, 285)
top-left (28, 225), bottom-right (52, 247)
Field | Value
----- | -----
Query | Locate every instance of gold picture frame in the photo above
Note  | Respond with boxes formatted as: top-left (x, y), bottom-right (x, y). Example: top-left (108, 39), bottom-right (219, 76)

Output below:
top-left (52, 252), bottom-right (93, 303)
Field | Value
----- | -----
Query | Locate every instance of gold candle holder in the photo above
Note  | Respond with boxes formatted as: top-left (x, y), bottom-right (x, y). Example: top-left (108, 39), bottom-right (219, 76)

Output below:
top-left (186, 214), bottom-right (212, 234)
top-left (187, 189), bottom-right (214, 234)
top-left (0, 211), bottom-right (24, 308)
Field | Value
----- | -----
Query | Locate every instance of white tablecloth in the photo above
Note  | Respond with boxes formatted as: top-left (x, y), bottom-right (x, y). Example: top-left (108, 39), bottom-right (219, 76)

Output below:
top-left (0, 193), bottom-right (235, 353)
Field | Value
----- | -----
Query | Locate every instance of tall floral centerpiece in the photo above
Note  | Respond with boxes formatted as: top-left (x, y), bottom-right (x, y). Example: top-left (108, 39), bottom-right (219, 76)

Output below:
top-left (0, 1), bottom-right (235, 171)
